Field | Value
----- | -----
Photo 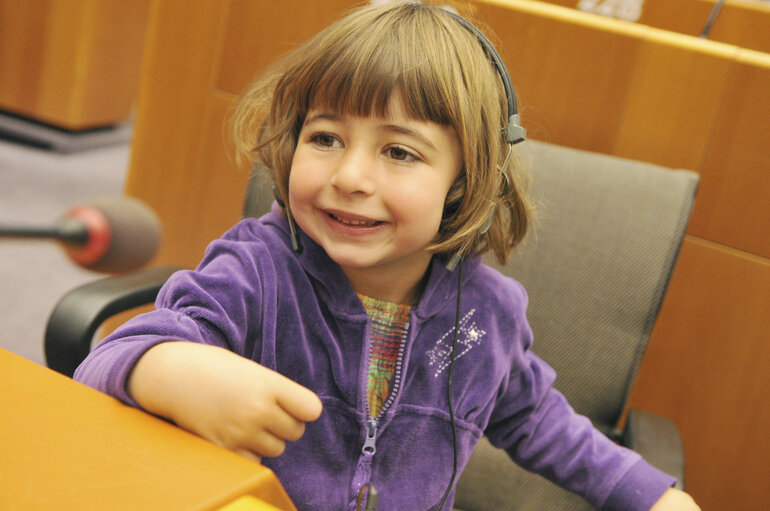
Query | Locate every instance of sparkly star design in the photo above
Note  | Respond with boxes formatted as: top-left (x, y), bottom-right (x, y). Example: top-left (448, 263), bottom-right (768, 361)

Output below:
top-left (427, 309), bottom-right (486, 377)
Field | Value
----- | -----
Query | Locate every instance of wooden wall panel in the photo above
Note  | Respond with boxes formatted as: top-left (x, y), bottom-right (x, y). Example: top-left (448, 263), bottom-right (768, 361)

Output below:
top-left (688, 49), bottom-right (770, 258)
top-left (67, 1), bottom-right (153, 127)
top-left (0, 0), bottom-right (51, 110)
top-left (473, 2), bottom-right (770, 509)
top-left (612, 32), bottom-right (737, 172)
top-left (125, 1), bottom-right (232, 267)
top-left (475, 0), bottom-right (647, 151)
top-left (127, 0), bottom-right (359, 269)
top-left (189, 90), bottom-right (251, 257)
top-left (628, 236), bottom-right (770, 509)
top-left (478, 0), bottom-right (768, 255)
top-left (0, 0), bottom-right (150, 129)
top-left (217, 0), bottom-right (362, 96)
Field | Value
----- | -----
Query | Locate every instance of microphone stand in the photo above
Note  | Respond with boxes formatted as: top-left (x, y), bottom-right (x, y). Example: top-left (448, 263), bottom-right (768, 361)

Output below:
top-left (0, 219), bottom-right (89, 244)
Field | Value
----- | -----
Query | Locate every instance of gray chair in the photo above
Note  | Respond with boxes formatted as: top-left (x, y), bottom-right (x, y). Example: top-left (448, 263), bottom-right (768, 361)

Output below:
top-left (454, 141), bottom-right (698, 510)
top-left (44, 140), bottom-right (699, 510)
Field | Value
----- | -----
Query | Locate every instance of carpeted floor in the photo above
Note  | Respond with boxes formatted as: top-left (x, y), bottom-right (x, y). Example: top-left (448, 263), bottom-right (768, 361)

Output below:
top-left (0, 137), bottom-right (130, 366)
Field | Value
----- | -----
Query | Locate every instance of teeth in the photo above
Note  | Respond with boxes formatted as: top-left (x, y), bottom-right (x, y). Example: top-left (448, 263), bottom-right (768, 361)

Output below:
top-left (333, 214), bottom-right (377, 226)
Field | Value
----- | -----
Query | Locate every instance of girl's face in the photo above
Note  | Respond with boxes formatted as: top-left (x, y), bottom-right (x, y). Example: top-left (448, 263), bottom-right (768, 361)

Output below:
top-left (289, 94), bottom-right (462, 304)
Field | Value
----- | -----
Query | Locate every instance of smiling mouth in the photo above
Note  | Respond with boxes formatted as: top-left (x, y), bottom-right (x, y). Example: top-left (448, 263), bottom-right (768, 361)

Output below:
top-left (328, 213), bottom-right (382, 227)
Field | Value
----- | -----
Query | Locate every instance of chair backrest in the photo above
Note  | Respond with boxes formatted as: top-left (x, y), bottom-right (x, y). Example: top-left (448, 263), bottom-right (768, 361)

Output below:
top-left (242, 170), bottom-right (276, 220)
top-left (453, 140), bottom-right (697, 511)
top-left (485, 140), bottom-right (698, 431)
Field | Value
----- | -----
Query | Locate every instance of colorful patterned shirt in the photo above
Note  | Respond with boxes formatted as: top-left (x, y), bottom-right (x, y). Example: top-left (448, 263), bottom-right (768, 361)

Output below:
top-left (358, 294), bottom-right (411, 418)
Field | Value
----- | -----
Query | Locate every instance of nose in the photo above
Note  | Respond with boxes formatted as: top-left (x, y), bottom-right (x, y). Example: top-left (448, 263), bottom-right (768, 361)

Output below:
top-left (330, 148), bottom-right (376, 197)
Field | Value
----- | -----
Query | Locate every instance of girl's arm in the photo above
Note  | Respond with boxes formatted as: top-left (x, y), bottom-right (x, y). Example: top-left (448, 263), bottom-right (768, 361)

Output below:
top-left (128, 341), bottom-right (323, 461)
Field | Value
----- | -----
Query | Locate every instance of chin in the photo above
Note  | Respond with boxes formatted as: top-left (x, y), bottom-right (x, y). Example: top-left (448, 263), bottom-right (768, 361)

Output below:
top-left (325, 250), bottom-right (383, 269)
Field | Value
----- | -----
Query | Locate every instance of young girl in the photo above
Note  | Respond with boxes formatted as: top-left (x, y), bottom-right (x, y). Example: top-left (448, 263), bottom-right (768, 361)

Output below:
top-left (75, 2), bottom-right (699, 510)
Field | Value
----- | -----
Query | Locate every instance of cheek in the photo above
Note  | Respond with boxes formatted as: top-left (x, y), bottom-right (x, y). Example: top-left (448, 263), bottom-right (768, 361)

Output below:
top-left (389, 184), bottom-right (448, 233)
top-left (288, 157), bottom-right (321, 209)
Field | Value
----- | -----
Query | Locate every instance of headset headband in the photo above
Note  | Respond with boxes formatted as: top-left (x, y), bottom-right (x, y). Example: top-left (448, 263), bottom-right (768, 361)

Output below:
top-left (444, 10), bottom-right (526, 145)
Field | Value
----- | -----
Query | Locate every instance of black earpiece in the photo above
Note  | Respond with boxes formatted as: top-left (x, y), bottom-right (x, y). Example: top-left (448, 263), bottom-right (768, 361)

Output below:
top-left (272, 185), bottom-right (303, 253)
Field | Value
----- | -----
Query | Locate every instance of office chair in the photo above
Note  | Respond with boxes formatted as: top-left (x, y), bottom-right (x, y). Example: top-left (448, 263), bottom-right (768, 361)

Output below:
top-left (44, 140), bottom-right (698, 511)
top-left (452, 141), bottom-right (698, 510)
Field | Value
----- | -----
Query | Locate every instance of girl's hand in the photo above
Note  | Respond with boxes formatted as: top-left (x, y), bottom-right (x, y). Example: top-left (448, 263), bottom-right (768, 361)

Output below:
top-left (649, 488), bottom-right (701, 511)
top-left (128, 342), bottom-right (323, 461)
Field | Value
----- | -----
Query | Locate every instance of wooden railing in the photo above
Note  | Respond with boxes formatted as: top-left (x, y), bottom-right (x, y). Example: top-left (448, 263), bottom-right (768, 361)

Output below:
top-left (535, 0), bottom-right (770, 52)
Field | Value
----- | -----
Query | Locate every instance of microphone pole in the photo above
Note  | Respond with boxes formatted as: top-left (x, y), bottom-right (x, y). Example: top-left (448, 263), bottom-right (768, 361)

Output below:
top-left (0, 196), bottom-right (161, 273)
top-left (0, 219), bottom-right (89, 244)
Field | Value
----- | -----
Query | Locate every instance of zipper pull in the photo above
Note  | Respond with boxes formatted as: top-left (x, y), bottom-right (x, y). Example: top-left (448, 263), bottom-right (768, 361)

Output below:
top-left (356, 483), bottom-right (379, 511)
top-left (362, 418), bottom-right (378, 455)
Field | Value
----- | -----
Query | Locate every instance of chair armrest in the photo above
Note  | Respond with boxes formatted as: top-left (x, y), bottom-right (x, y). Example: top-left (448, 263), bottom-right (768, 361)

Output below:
top-left (44, 266), bottom-right (181, 377)
top-left (619, 408), bottom-right (685, 490)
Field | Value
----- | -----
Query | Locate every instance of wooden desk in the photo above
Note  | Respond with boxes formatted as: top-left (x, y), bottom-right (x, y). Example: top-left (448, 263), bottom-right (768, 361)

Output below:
top-left (0, 348), bottom-right (295, 511)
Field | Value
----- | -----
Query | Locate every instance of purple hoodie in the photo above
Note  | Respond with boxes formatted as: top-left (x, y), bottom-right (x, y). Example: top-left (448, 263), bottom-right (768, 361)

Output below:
top-left (75, 207), bottom-right (674, 510)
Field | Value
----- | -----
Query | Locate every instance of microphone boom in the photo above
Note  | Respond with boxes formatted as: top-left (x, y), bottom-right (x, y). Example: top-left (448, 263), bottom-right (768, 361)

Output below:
top-left (0, 196), bottom-right (161, 273)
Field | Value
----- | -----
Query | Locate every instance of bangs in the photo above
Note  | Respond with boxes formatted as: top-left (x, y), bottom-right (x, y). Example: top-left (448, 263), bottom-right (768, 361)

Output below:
top-left (288, 5), bottom-right (464, 126)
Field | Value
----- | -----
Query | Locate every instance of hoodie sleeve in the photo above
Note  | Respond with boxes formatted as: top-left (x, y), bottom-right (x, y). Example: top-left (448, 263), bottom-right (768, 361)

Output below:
top-left (74, 222), bottom-right (273, 407)
top-left (482, 281), bottom-right (674, 510)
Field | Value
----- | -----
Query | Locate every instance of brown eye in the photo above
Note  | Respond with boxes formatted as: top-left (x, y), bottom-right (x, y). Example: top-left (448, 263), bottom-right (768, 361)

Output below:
top-left (387, 146), bottom-right (418, 163)
top-left (312, 133), bottom-right (338, 148)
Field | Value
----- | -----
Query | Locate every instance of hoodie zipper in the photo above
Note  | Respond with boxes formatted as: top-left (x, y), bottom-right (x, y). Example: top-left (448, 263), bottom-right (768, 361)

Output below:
top-left (349, 321), bottom-right (410, 510)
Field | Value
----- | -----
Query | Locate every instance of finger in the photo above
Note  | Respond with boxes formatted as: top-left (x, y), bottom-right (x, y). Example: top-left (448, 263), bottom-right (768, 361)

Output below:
top-left (274, 378), bottom-right (323, 423)
top-left (265, 411), bottom-right (307, 442)
top-left (234, 448), bottom-right (261, 464)
top-left (247, 430), bottom-right (288, 459)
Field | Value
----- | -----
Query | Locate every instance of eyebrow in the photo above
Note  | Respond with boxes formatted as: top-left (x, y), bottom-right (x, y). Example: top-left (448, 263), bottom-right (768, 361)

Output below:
top-left (304, 112), bottom-right (439, 152)
top-left (380, 123), bottom-right (438, 152)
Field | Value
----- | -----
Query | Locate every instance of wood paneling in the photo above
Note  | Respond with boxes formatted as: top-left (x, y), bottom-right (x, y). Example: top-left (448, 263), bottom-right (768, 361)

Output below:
top-left (126, 0), bottom-right (359, 269)
top-left (628, 236), bottom-right (770, 509)
top-left (473, 2), bottom-right (769, 508)
top-left (477, 0), bottom-right (768, 258)
top-left (126, 1), bottom-right (233, 267)
top-left (189, 90), bottom-right (251, 254)
top-left (612, 31), bottom-right (737, 171)
top-left (0, 0), bottom-right (150, 129)
top-left (217, 0), bottom-right (364, 96)
top-left (0, 0), bottom-right (51, 110)
top-left (688, 49), bottom-right (770, 258)
top-left (475, 0), bottom-right (648, 151)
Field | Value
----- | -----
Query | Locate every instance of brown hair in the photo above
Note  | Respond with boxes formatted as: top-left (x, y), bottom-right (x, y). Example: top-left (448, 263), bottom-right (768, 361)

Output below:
top-left (232, 1), bottom-right (530, 264)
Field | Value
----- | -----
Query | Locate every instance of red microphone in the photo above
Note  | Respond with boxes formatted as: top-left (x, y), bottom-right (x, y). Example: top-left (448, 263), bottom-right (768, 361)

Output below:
top-left (0, 196), bottom-right (162, 273)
